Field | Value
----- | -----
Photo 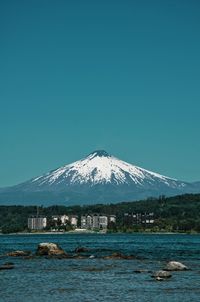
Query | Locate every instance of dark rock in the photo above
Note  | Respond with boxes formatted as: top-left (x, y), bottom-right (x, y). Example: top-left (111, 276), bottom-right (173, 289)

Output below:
top-left (134, 269), bottom-right (152, 274)
top-left (44, 254), bottom-right (70, 260)
top-left (72, 254), bottom-right (88, 259)
top-left (74, 247), bottom-right (89, 253)
top-left (23, 255), bottom-right (35, 260)
top-left (155, 277), bottom-right (165, 281)
top-left (0, 262), bottom-right (15, 270)
top-left (4, 262), bottom-right (14, 265)
top-left (164, 261), bottom-right (189, 271)
top-left (103, 252), bottom-right (135, 260)
top-left (36, 242), bottom-right (67, 257)
top-left (6, 250), bottom-right (31, 257)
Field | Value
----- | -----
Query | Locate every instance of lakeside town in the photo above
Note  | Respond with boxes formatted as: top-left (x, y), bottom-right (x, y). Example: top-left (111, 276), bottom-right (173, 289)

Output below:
top-left (28, 212), bottom-right (155, 232)
top-left (1, 193), bottom-right (200, 234)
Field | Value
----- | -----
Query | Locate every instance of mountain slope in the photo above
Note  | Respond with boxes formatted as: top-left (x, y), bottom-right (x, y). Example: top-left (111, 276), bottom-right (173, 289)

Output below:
top-left (0, 150), bottom-right (199, 205)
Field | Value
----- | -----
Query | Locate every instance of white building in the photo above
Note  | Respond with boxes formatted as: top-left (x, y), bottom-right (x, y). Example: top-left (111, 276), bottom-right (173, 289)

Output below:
top-left (28, 216), bottom-right (47, 230)
top-left (99, 215), bottom-right (108, 229)
top-left (81, 214), bottom-right (116, 230)
top-left (70, 215), bottom-right (78, 227)
top-left (52, 214), bottom-right (77, 227)
top-left (60, 215), bottom-right (69, 224)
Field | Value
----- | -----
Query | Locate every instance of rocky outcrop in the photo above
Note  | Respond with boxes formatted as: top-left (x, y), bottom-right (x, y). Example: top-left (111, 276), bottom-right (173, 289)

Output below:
top-left (150, 261), bottom-right (189, 281)
top-left (164, 261), bottom-right (188, 271)
top-left (6, 250), bottom-right (31, 257)
top-left (152, 270), bottom-right (172, 280)
top-left (36, 243), bottom-right (67, 257)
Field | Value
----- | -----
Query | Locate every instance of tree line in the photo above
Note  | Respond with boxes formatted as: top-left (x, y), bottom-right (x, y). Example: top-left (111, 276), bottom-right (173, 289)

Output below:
top-left (1, 193), bottom-right (200, 233)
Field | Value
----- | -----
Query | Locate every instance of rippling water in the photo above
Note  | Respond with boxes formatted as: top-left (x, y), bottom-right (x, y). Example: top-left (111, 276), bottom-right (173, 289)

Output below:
top-left (1, 233), bottom-right (200, 302)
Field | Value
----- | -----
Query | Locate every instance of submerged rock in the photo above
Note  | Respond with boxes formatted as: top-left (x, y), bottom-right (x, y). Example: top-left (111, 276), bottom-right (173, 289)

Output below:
top-left (23, 255), bottom-right (35, 260)
top-left (6, 250), bottom-right (31, 257)
top-left (103, 252), bottom-right (135, 260)
top-left (155, 276), bottom-right (165, 281)
top-left (36, 243), bottom-right (67, 257)
top-left (152, 270), bottom-right (172, 279)
top-left (74, 247), bottom-right (89, 253)
top-left (134, 269), bottom-right (152, 274)
top-left (0, 262), bottom-right (15, 270)
top-left (164, 261), bottom-right (188, 271)
top-left (72, 254), bottom-right (88, 259)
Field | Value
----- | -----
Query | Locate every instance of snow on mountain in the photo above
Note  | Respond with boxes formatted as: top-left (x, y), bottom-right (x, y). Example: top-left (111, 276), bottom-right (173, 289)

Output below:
top-left (30, 150), bottom-right (183, 189)
top-left (0, 150), bottom-right (198, 206)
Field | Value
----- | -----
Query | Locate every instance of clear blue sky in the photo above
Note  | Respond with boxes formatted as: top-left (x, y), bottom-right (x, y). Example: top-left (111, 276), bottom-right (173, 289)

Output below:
top-left (0, 0), bottom-right (200, 186)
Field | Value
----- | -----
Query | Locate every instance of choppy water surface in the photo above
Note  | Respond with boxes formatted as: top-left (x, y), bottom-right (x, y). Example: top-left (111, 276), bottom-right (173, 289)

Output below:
top-left (1, 233), bottom-right (200, 302)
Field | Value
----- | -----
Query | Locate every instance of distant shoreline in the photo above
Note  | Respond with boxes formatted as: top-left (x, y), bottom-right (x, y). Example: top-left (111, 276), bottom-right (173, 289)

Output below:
top-left (1, 230), bottom-right (199, 235)
top-left (0, 230), bottom-right (101, 235)
top-left (1, 194), bottom-right (200, 235)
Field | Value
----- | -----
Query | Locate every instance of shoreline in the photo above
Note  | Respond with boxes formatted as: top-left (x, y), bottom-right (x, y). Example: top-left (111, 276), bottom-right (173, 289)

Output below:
top-left (1, 230), bottom-right (199, 235)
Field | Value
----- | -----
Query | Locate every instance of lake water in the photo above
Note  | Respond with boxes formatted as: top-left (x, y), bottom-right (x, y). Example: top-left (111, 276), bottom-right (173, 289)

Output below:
top-left (0, 233), bottom-right (200, 302)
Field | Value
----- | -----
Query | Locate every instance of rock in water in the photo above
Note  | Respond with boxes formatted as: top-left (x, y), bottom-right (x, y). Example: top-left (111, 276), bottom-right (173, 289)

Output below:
top-left (36, 243), bottom-right (67, 256)
top-left (155, 277), bottom-right (165, 281)
top-left (165, 261), bottom-right (188, 271)
top-left (103, 252), bottom-right (135, 260)
top-left (6, 250), bottom-right (31, 257)
top-left (74, 247), bottom-right (89, 253)
top-left (89, 255), bottom-right (95, 259)
top-left (152, 270), bottom-right (172, 279)
top-left (134, 269), bottom-right (152, 274)
top-left (0, 262), bottom-right (15, 270)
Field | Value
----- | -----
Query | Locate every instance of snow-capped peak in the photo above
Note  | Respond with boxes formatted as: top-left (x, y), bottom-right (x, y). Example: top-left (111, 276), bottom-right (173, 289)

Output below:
top-left (31, 150), bottom-right (181, 188)
top-left (88, 150), bottom-right (111, 158)
top-left (2, 149), bottom-right (193, 206)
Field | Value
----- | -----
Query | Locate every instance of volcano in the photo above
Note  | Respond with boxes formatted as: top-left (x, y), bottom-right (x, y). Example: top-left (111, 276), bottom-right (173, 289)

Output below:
top-left (0, 150), bottom-right (198, 205)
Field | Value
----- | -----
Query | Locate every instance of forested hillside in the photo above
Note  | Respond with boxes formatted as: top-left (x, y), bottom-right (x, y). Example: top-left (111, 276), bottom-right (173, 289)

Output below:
top-left (0, 194), bottom-right (200, 233)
